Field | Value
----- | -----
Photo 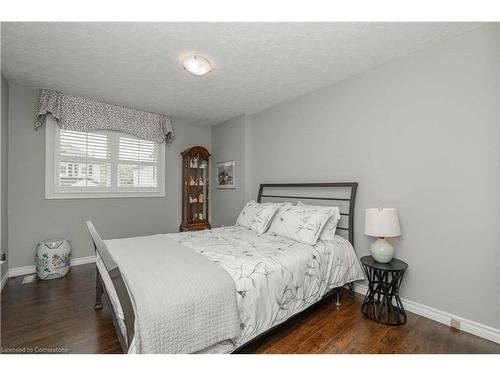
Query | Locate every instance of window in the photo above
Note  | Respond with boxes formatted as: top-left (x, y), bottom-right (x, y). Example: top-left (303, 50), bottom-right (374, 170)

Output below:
top-left (45, 118), bottom-right (165, 199)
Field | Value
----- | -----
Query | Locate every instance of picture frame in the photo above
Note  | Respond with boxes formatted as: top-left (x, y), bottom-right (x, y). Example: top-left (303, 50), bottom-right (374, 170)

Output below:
top-left (216, 160), bottom-right (236, 189)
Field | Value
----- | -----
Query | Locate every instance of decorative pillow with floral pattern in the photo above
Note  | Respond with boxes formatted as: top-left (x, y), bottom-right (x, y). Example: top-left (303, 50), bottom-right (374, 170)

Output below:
top-left (297, 202), bottom-right (340, 241)
top-left (236, 200), bottom-right (283, 234)
top-left (268, 204), bottom-right (334, 245)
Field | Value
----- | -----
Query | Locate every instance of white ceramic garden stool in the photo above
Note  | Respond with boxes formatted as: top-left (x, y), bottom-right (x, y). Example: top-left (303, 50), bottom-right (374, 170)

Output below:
top-left (36, 239), bottom-right (71, 280)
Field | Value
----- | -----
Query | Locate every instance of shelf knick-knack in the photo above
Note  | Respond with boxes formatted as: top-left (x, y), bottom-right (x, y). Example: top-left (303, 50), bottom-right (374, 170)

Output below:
top-left (190, 155), bottom-right (199, 168)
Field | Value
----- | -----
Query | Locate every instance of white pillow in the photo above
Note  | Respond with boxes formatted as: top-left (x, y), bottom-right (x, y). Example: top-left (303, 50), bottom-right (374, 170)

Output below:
top-left (297, 202), bottom-right (341, 241)
top-left (236, 200), bottom-right (282, 234)
top-left (268, 204), bottom-right (333, 245)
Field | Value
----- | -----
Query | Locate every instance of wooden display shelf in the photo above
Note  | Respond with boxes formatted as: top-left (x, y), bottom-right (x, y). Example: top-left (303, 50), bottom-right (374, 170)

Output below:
top-left (180, 146), bottom-right (211, 232)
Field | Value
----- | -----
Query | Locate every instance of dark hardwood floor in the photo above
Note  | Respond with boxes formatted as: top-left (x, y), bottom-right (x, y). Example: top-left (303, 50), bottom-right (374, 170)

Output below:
top-left (1, 263), bottom-right (499, 354)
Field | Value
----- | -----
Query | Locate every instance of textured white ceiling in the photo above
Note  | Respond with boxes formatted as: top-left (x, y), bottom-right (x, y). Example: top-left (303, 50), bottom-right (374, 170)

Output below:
top-left (1, 22), bottom-right (478, 126)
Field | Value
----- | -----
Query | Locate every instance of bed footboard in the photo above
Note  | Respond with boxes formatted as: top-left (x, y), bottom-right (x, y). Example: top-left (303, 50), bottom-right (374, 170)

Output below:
top-left (95, 269), bottom-right (104, 310)
top-left (87, 221), bottom-right (135, 353)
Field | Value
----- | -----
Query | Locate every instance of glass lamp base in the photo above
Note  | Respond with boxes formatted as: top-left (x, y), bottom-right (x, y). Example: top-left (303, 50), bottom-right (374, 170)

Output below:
top-left (370, 238), bottom-right (394, 263)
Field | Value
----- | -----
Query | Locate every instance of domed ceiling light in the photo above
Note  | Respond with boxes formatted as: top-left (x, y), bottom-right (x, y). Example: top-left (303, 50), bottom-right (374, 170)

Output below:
top-left (182, 55), bottom-right (213, 76)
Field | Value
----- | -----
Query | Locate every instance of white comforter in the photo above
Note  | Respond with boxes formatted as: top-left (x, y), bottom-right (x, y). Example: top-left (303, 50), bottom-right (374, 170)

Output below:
top-left (100, 226), bottom-right (364, 354)
top-left (166, 226), bottom-right (364, 352)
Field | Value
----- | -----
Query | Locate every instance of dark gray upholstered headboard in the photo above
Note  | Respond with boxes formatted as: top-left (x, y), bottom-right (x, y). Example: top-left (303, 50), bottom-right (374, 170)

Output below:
top-left (257, 183), bottom-right (358, 246)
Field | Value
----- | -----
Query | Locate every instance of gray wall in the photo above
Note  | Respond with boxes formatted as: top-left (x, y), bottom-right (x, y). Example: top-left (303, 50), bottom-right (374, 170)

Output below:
top-left (498, 25), bottom-right (500, 331)
top-left (1, 74), bottom-right (8, 280)
top-left (212, 26), bottom-right (500, 328)
top-left (7, 84), bottom-right (211, 269)
top-left (210, 115), bottom-right (247, 227)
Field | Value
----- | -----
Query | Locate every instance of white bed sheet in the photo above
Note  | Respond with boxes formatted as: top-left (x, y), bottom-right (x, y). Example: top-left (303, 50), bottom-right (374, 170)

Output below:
top-left (96, 226), bottom-right (364, 353)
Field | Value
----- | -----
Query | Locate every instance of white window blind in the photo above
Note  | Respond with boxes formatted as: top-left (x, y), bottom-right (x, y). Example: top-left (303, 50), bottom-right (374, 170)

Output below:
top-left (118, 136), bottom-right (158, 188)
top-left (45, 118), bottom-right (165, 199)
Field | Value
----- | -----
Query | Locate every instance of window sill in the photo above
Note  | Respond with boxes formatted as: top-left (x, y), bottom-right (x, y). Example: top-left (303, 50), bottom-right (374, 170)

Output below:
top-left (45, 191), bottom-right (165, 200)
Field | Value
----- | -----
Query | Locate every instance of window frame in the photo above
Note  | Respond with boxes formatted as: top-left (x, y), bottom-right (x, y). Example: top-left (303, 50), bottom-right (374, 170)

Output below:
top-left (45, 117), bottom-right (165, 199)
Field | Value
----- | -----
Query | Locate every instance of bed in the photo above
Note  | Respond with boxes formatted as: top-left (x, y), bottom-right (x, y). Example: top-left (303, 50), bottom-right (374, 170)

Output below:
top-left (87, 182), bottom-right (364, 354)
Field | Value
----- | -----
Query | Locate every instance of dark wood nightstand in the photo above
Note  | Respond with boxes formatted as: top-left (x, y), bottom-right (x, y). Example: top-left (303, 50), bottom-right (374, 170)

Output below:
top-left (360, 255), bottom-right (408, 326)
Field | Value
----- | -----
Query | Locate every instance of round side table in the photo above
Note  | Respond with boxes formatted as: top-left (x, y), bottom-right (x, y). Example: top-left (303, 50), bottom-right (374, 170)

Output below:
top-left (360, 256), bottom-right (408, 326)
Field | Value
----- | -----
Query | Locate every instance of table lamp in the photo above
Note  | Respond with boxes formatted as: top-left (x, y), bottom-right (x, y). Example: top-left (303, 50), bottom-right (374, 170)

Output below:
top-left (364, 208), bottom-right (401, 263)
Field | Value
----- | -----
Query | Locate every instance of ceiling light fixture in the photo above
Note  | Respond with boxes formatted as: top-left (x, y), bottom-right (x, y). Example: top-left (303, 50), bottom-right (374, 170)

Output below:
top-left (182, 55), bottom-right (212, 76)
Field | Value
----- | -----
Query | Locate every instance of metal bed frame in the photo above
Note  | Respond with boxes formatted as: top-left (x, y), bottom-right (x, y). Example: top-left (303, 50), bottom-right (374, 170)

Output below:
top-left (87, 182), bottom-right (358, 354)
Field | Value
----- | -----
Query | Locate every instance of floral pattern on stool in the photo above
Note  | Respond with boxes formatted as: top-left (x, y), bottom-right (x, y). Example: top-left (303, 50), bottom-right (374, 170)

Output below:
top-left (36, 239), bottom-right (71, 280)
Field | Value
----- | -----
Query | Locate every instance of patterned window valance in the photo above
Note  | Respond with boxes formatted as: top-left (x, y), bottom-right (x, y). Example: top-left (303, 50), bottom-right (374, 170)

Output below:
top-left (35, 89), bottom-right (174, 144)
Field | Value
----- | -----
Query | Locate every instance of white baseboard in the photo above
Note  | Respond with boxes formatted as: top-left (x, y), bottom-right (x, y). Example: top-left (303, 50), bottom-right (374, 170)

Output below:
top-left (70, 255), bottom-right (96, 267)
top-left (8, 255), bottom-right (96, 278)
top-left (351, 282), bottom-right (500, 345)
top-left (8, 264), bottom-right (36, 278)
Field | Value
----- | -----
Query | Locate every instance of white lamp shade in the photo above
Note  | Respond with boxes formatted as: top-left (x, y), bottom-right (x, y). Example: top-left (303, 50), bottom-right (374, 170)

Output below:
top-left (364, 208), bottom-right (401, 238)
